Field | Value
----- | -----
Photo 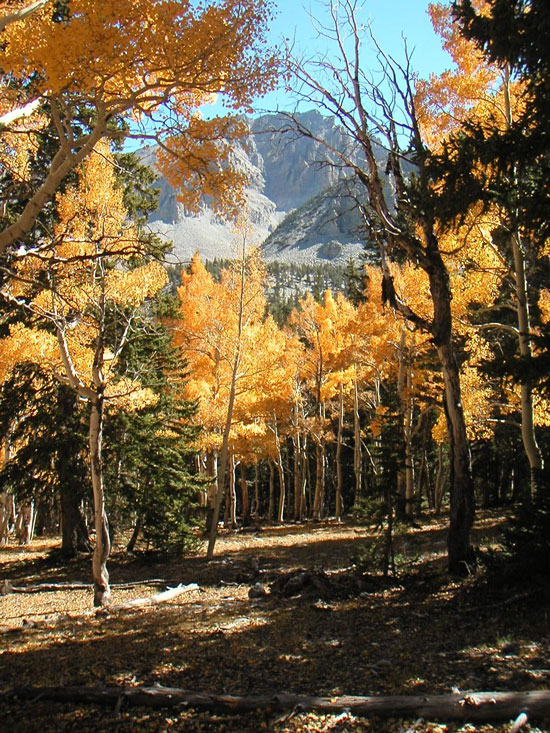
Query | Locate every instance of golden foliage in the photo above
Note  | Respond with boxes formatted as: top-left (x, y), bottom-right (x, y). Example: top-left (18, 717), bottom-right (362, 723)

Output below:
top-left (0, 142), bottom-right (167, 412)
top-left (0, 0), bottom-right (280, 219)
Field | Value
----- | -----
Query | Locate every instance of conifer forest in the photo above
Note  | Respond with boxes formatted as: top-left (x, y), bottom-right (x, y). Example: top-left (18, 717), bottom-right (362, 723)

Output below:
top-left (2, 1), bottom-right (550, 731)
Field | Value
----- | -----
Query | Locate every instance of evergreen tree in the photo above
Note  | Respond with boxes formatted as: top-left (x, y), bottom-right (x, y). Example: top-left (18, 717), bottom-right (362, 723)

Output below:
top-left (104, 296), bottom-right (203, 553)
top-left (448, 0), bottom-right (550, 580)
top-left (0, 364), bottom-right (91, 554)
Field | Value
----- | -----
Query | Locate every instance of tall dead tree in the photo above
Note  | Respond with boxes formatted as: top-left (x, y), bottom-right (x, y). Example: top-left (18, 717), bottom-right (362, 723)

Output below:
top-left (286, 0), bottom-right (474, 572)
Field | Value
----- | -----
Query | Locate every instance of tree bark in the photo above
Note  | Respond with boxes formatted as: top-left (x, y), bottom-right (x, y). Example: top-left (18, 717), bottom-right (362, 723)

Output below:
top-left (0, 121), bottom-right (106, 256)
top-left (335, 382), bottom-right (344, 521)
top-left (424, 241), bottom-right (475, 573)
top-left (273, 417), bottom-right (286, 523)
top-left (253, 459), bottom-right (260, 516)
top-left (204, 452), bottom-right (218, 534)
top-left (312, 441), bottom-right (325, 521)
top-left (268, 459), bottom-right (275, 521)
top-left (206, 243), bottom-right (247, 559)
top-left (14, 501), bottom-right (35, 545)
top-left (240, 463), bottom-right (249, 523)
top-left (227, 455), bottom-right (237, 529)
top-left (0, 492), bottom-right (15, 544)
top-left (511, 232), bottom-right (543, 498)
top-left (502, 66), bottom-right (544, 499)
top-left (5, 686), bottom-right (550, 722)
top-left (353, 378), bottom-right (363, 509)
top-left (89, 397), bottom-right (111, 607)
top-left (60, 483), bottom-right (91, 556)
top-left (293, 432), bottom-right (302, 521)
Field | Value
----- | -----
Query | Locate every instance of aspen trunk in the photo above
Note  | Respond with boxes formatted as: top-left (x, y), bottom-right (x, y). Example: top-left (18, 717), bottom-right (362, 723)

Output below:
top-left (276, 454), bottom-right (285, 523)
top-left (15, 501), bottom-right (35, 545)
top-left (434, 443), bottom-right (448, 515)
top-left (253, 460), bottom-right (260, 516)
top-left (196, 454), bottom-right (208, 508)
top-left (0, 440), bottom-right (15, 544)
top-left (312, 441), bottom-right (325, 521)
top-left (240, 463), bottom-right (249, 523)
top-left (511, 231), bottom-right (543, 498)
top-left (397, 330), bottom-right (407, 516)
top-left (206, 241), bottom-right (246, 560)
top-left (0, 492), bottom-right (15, 544)
top-left (89, 397), bottom-right (111, 606)
top-left (268, 459), bottom-right (275, 521)
top-left (293, 433), bottom-right (303, 521)
top-left (205, 452), bottom-right (218, 534)
top-left (272, 416), bottom-right (286, 523)
top-left (353, 379), bottom-right (362, 509)
top-left (227, 455), bottom-right (237, 529)
top-left (503, 67), bottom-right (544, 499)
top-left (404, 360), bottom-right (415, 516)
top-left (335, 382), bottom-right (344, 521)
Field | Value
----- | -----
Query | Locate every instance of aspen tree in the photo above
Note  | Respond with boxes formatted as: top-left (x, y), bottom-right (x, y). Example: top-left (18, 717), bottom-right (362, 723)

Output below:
top-left (0, 0), bottom-right (279, 254)
top-left (174, 249), bottom-right (293, 554)
top-left (0, 146), bottom-right (167, 605)
top-left (418, 1), bottom-right (544, 495)
top-left (288, 0), bottom-right (475, 571)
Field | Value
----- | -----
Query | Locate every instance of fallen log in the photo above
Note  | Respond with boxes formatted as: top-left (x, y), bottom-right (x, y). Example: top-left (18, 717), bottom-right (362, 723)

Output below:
top-left (3, 686), bottom-right (550, 722)
top-left (102, 584), bottom-right (199, 612)
top-left (1, 579), bottom-right (176, 595)
top-left (0, 584), bottom-right (199, 634)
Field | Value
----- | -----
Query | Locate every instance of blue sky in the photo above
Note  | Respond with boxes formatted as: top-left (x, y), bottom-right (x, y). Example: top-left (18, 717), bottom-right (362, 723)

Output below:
top-left (204, 0), bottom-right (451, 116)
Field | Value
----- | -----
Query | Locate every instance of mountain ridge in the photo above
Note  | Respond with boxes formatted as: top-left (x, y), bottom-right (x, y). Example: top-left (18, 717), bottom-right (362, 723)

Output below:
top-left (145, 111), bottom-right (379, 265)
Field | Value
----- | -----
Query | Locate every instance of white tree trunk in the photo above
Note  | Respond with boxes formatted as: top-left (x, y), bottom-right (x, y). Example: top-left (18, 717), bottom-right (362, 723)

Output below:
top-left (335, 382), bottom-right (344, 521)
top-left (89, 398), bottom-right (111, 607)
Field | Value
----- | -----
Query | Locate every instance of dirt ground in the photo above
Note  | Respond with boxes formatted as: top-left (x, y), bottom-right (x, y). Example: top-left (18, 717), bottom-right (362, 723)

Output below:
top-left (1, 513), bottom-right (549, 732)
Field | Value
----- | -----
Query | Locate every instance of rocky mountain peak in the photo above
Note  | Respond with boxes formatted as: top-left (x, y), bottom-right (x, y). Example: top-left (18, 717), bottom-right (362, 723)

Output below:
top-left (146, 111), bottom-right (376, 265)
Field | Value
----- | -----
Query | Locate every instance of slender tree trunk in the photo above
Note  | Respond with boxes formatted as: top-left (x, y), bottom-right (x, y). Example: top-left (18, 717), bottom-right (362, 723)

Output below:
top-left (335, 382), bottom-right (344, 521)
top-left (89, 396), bottom-right (111, 606)
top-left (397, 330), bottom-right (407, 516)
top-left (126, 510), bottom-right (143, 553)
top-left (293, 432), bottom-right (302, 521)
top-left (276, 453), bottom-right (286, 524)
top-left (434, 443), bottom-right (448, 515)
top-left (426, 245), bottom-right (475, 573)
top-left (312, 441), bottom-right (325, 521)
top-left (206, 240), bottom-right (247, 559)
top-left (503, 65), bottom-right (544, 499)
top-left (55, 389), bottom-right (91, 556)
top-left (241, 463), bottom-right (249, 524)
top-left (253, 460), bottom-right (260, 516)
top-left (306, 438), bottom-right (313, 516)
top-left (227, 455), bottom-right (237, 529)
top-left (511, 231), bottom-right (543, 498)
top-left (273, 417), bottom-right (286, 523)
top-left (206, 359), bottom-right (239, 557)
top-left (196, 454), bottom-right (208, 508)
top-left (60, 482), bottom-right (91, 556)
top-left (353, 378), bottom-right (362, 509)
top-left (0, 492), bottom-right (15, 544)
top-left (205, 452), bottom-right (218, 534)
top-left (404, 359), bottom-right (415, 517)
top-left (0, 440), bottom-right (15, 544)
top-left (15, 501), bottom-right (35, 545)
top-left (268, 459), bottom-right (275, 521)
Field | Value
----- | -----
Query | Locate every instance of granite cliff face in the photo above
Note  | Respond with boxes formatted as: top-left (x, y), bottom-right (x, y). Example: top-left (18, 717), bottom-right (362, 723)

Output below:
top-left (147, 110), bottom-right (380, 264)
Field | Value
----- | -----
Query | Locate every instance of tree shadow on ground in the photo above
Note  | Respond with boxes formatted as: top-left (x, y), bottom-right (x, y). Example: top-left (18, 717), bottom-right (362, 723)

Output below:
top-left (1, 514), bottom-right (549, 731)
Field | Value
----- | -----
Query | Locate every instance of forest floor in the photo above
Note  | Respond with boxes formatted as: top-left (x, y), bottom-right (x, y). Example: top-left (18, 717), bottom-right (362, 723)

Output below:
top-left (1, 511), bottom-right (549, 732)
